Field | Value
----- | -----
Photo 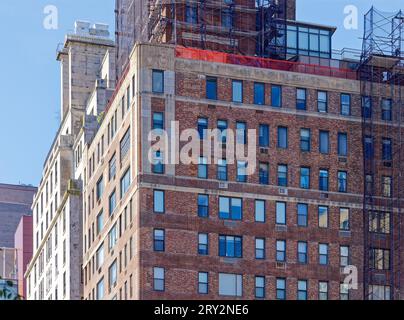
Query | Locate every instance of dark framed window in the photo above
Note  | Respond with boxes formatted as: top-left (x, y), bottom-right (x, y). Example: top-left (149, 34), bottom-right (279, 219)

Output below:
top-left (219, 235), bottom-right (242, 258)
top-left (381, 99), bottom-right (392, 121)
top-left (254, 82), bottom-right (265, 105)
top-left (300, 167), bottom-right (310, 189)
top-left (185, 4), bottom-right (198, 24)
top-left (221, 8), bottom-right (234, 28)
top-left (96, 176), bottom-right (104, 201)
top-left (297, 203), bottom-right (308, 227)
top-left (319, 169), bottom-right (329, 191)
top-left (109, 190), bottom-right (116, 216)
top-left (198, 195), bottom-right (209, 218)
top-left (255, 276), bottom-right (265, 299)
top-left (340, 208), bottom-right (350, 231)
top-left (298, 241), bottom-right (308, 264)
top-left (319, 130), bottom-right (329, 154)
top-left (236, 122), bottom-right (247, 145)
top-left (153, 190), bottom-right (165, 213)
top-left (276, 202), bottom-right (286, 225)
top-left (219, 197), bottom-right (242, 220)
top-left (198, 233), bottom-right (209, 255)
top-left (259, 124), bottom-right (269, 147)
top-left (109, 153), bottom-right (116, 180)
top-left (341, 93), bottom-right (351, 116)
top-left (317, 91), bottom-right (327, 112)
top-left (319, 244), bottom-right (329, 265)
top-left (338, 171), bottom-right (347, 193)
top-left (300, 128), bottom-right (311, 152)
top-left (297, 280), bottom-right (308, 300)
top-left (198, 272), bottom-right (209, 294)
top-left (259, 162), bottom-right (269, 185)
top-left (271, 85), bottom-right (282, 107)
top-left (340, 283), bottom-right (349, 300)
top-left (198, 157), bottom-right (208, 179)
top-left (277, 165), bottom-right (288, 187)
top-left (382, 176), bottom-right (392, 198)
top-left (153, 229), bottom-right (165, 252)
top-left (277, 126), bottom-right (288, 149)
top-left (120, 168), bottom-right (131, 198)
top-left (296, 88), bottom-right (307, 110)
top-left (232, 80), bottom-right (243, 103)
top-left (318, 206), bottom-right (329, 228)
top-left (217, 159), bottom-right (228, 181)
top-left (255, 200), bottom-right (265, 223)
top-left (152, 112), bottom-right (164, 130)
top-left (382, 138), bottom-right (392, 161)
top-left (197, 118), bottom-right (208, 140)
top-left (206, 77), bottom-right (217, 100)
top-left (153, 267), bottom-right (165, 291)
top-left (338, 133), bottom-right (348, 157)
top-left (217, 120), bottom-right (228, 144)
top-left (276, 240), bottom-right (286, 262)
top-left (369, 248), bottom-right (390, 270)
top-left (362, 96), bottom-right (372, 118)
top-left (340, 246), bottom-right (349, 267)
top-left (152, 150), bottom-right (164, 174)
top-left (255, 238), bottom-right (265, 259)
top-left (276, 278), bottom-right (286, 300)
top-left (364, 136), bottom-right (374, 159)
top-left (152, 70), bottom-right (164, 93)
top-left (319, 281), bottom-right (328, 300)
top-left (236, 161), bottom-right (247, 182)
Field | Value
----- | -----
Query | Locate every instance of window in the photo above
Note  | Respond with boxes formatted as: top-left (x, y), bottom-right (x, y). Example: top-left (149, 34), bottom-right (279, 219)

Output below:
top-left (198, 195), bottom-right (209, 218)
top-left (319, 169), bottom-right (329, 191)
top-left (276, 240), bottom-right (286, 262)
top-left (109, 260), bottom-right (117, 289)
top-left (254, 82), bottom-right (265, 105)
top-left (219, 235), bottom-right (242, 258)
top-left (236, 161), bottom-right (247, 182)
top-left (296, 88), bottom-right (307, 110)
top-left (198, 157), bottom-right (208, 179)
top-left (319, 281), bottom-right (328, 300)
top-left (217, 159), bottom-right (227, 181)
top-left (362, 96), bottom-right (372, 118)
top-left (198, 233), bottom-right (209, 255)
top-left (340, 246), bottom-right (349, 267)
top-left (259, 124), bottom-right (269, 147)
top-left (300, 129), bottom-right (311, 152)
top-left (370, 248), bottom-right (390, 270)
top-left (255, 276), bottom-right (265, 298)
top-left (219, 197), bottom-right (242, 220)
top-left (154, 229), bottom-right (165, 252)
top-left (198, 118), bottom-right (208, 140)
top-left (120, 168), bottom-right (131, 198)
top-left (337, 133), bottom-right (348, 157)
top-left (298, 241), bottom-right (308, 264)
top-left (152, 112), bottom-right (164, 131)
top-left (221, 8), bottom-right (233, 28)
top-left (96, 278), bottom-right (104, 300)
top-left (255, 238), bottom-right (265, 259)
top-left (276, 202), bottom-right (286, 225)
top-left (319, 244), bottom-right (329, 265)
top-left (96, 210), bottom-right (104, 235)
top-left (277, 126), bottom-right (288, 149)
top-left (108, 224), bottom-right (117, 250)
top-left (300, 167), bottom-right (310, 189)
top-left (120, 128), bottom-right (130, 162)
top-left (381, 99), bottom-right (392, 121)
top-left (341, 94), bottom-right (351, 116)
top-left (153, 267), bottom-right (165, 291)
top-left (109, 190), bottom-right (116, 216)
top-left (369, 285), bottom-right (391, 300)
top-left (217, 120), bottom-right (228, 144)
top-left (276, 278), bottom-right (286, 300)
top-left (109, 154), bottom-right (116, 180)
top-left (382, 176), bottom-right (392, 198)
top-left (338, 171), bottom-right (347, 193)
top-left (236, 122), bottom-right (247, 145)
top-left (369, 211), bottom-right (390, 234)
top-left (152, 70), bottom-right (164, 93)
top-left (382, 138), bottom-right (392, 161)
top-left (96, 244), bottom-right (104, 269)
top-left (259, 163), bottom-right (269, 185)
top-left (340, 283), bottom-right (349, 300)
top-left (319, 131), bottom-right (329, 154)
top-left (255, 200), bottom-right (265, 223)
top-left (364, 136), bottom-right (374, 159)
top-left (317, 91), bottom-right (327, 112)
top-left (277, 165), bottom-right (288, 187)
top-left (185, 3), bottom-right (198, 23)
top-left (198, 272), bottom-right (208, 294)
top-left (232, 80), bottom-right (243, 103)
top-left (297, 280), bottom-right (308, 300)
top-left (206, 77), bottom-right (217, 100)
top-left (366, 174), bottom-right (373, 194)
top-left (271, 85), bottom-right (282, 107)
top-left (153, 190), bottom-right (165, 213)
top-left (318, 206), bottom-right (328, 228)
top-left (96, 176), bottom-right (104, 201)
top-left (340, 208), bottom-right (350, 231)
top-left (152, 150), bottom-right (165, 174)
top-left (297, 203), bottom-right (308, 227)
top-left (219, 273), bottom-right (242, 297)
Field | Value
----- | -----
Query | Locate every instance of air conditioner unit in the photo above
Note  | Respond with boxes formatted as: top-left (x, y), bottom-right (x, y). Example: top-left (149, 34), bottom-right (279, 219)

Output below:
top-left (260, 148), bottom-right (269, 154)
top-left (276, 262), bottom-right (286, 270)
top-left (219, 182), bottom-right (228, 189)
top-left (320, 193), bottom-right (329, 199)
top-left (338, 156), bottom-right (347, 163)
top-left (279, 188), bottom-right (288, 195)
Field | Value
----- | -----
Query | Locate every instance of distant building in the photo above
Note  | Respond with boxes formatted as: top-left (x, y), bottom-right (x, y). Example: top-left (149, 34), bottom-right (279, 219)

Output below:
top-left (0, 183), bottom-right (36, 248)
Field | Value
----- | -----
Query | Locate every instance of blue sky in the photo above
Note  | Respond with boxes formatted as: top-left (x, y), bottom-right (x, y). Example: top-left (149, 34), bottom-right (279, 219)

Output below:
top-left (0, 0), bottom-right (401, 186)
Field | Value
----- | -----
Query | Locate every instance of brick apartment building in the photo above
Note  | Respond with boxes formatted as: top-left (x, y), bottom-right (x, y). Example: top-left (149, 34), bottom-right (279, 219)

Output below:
top-left (27, 0), bottom-right (403, 300)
